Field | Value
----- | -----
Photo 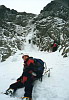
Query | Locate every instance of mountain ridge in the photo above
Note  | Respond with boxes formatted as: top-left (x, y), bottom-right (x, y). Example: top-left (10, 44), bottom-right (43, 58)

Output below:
top-left (0, 0), bottom-right (69, 61)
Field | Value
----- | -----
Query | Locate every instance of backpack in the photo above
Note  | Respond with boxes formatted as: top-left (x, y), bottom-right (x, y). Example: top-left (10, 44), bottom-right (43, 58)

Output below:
top-left (33, 58), bottom-right (45, 78)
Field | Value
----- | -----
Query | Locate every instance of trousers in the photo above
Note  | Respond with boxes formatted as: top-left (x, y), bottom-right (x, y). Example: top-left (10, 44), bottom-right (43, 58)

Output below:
top-left (9, 76), bottom-right (34, 98)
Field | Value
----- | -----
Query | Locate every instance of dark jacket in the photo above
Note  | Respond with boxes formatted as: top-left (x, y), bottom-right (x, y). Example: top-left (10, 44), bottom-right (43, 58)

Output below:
top-left (17, 57), bottom-right (35, 83)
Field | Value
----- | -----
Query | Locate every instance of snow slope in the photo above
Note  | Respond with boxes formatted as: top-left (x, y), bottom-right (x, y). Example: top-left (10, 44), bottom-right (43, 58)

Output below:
top-left (0, 36), bottom-right (69, 100)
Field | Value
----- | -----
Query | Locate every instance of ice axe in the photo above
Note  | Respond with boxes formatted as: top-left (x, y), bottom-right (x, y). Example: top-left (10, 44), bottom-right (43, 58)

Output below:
top-left (44, 68), bottom-right (52, 77)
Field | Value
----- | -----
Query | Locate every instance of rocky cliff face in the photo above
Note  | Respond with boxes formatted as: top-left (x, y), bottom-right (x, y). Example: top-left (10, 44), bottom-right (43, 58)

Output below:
top-left (0, 5), bottom-right (36, 61)
top-left (55, 0), bottom-right (69, 7)
top-left (32, 0), bottom-right (69, 57)
top-left (0, 0), bottom-right (69, 61)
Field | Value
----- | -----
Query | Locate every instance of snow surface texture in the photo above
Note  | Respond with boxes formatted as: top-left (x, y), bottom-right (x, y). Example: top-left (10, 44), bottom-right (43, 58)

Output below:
top-left (0, 32), bottom-right (69, 100)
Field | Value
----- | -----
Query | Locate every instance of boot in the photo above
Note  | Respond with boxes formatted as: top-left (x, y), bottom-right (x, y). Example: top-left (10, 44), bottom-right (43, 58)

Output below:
top-left (22, 97), bottom-right (32, 100)
top-left (5, 88), bottom-right (14, 96)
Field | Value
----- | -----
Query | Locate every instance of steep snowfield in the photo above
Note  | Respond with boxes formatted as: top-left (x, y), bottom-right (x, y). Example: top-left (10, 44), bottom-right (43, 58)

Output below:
top-left (0, 35), bottom-right (69, 100)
